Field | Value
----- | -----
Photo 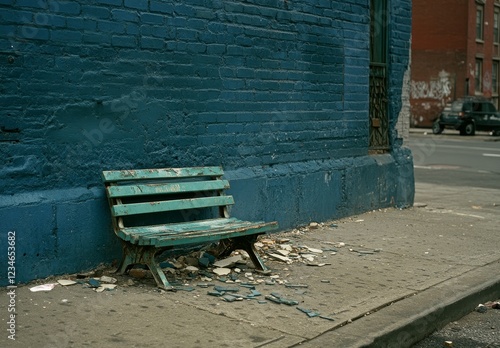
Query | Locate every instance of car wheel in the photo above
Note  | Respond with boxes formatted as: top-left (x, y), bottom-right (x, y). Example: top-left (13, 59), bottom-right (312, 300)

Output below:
top-left (432, 122), bottom-right (444, 134)
top-left (461, 122), bottom-right (475, 136)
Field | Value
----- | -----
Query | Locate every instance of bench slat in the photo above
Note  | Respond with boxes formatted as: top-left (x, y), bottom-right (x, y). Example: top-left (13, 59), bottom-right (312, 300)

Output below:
top-left (111, 195), bottom-right (235, 216)
top-left (117, 218), bottom-right (278, 246)
top-left (123, 217), bottom-right (240, 235)
top-left (152, 222), bottom-right (277, 247)
top-left (117, 218), bottom-right (240, 243)
top-left (107, 180), bottom-right (230, 198)
top-left (102, 166), bottom-right (223, 182)
top-left (120, 218), bottom-right (254, 244)
top-left (120, 218), bottom-right (241, 244)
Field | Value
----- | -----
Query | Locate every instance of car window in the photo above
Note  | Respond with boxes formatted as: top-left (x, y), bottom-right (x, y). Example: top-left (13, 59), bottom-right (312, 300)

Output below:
top-left (451, 101), bottom-right (464, 112)
top-left (482, 102), bottom-right (496, 113)
top-left (472, 102), bottom-right (482, 112)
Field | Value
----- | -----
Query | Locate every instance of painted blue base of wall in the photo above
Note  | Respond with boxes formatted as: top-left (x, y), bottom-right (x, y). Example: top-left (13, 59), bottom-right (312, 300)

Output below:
top-left (0, 149), bottom-right (414, 286)
top-left (0, 187), bottom-right (122, 286)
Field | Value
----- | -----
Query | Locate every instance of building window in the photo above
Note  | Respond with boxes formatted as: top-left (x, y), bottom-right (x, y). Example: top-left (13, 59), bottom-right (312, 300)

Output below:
top-left (477, 5), bottom-right (484, 41)
top-left (369, 0), bottom-right (389, 152)
top-left (475, 59), bottom-right (483, 93)
top-left (495, 8), bottom-right (500, 44)
top-left (493, 61), bottom-right (499, 94)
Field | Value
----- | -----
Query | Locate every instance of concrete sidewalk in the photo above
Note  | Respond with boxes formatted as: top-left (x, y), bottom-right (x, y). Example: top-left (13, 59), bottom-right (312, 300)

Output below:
top-left (1, 181), bottom-right (499, 348)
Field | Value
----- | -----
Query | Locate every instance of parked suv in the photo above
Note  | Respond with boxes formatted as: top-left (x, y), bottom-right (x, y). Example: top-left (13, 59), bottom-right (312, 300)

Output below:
top-left (432, 97), bottom-right (500, 136)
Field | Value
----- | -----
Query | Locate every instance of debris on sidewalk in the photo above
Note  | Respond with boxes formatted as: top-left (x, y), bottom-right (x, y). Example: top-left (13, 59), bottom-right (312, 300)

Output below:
top-left (173, 285), bottom-right (196, 292)
top-left (306, 262), bottom-right (331, 267)
top-left (306, 247), bottom-right (323, 254)
top-left (129, 268), bottom-right (148, 279)
top-left (87, 278), bottom-right (101, 288)
top-left (297, 306), bottom-right (320, 317)
top-left (265, 292), bottom-right (299, 306)
top-left (213, 267), bottom-right (231, 276)
top-left (348, 248), bottom-right (382, 256)
top-left (284, 284), bottom-right (308, 289)
top-left (213, 255), bottom-right (243, 268)
top-left (26, 224), bottom-right (348, 308)
top-left (95, 284), bottom-right (117, 293)
top-left (57, 279), bottom-right (77, 286)
top-left (474, 299), bottom-right (500, 313)
top-left (268, 253), bottom-right (292, 263)
top-left (475, 303), bottom-right (487, 313)
top-left (309, 222), bottom-right (320, 229)
top-left (99, 276), bottom-right (117, 284)
top-left (29, 283), bottom-right (57, 292)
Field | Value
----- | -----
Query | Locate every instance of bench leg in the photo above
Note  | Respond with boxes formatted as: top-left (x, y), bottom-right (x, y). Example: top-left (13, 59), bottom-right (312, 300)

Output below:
top-left (228, 235), bottom-right (271, 274)
top-left (142, 249), bottom-right (175, 291)
top-left (116, 242), bottom-right (135, 274)
top-left (116, 242), bottom-right (175, 291)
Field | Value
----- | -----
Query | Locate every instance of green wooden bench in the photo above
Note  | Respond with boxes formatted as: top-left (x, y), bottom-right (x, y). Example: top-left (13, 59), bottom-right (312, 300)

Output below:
top-left (102, 166), bottom-right (279, 290)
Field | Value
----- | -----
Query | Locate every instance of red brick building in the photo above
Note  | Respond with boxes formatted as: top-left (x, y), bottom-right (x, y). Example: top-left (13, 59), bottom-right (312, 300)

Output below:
top-left (411, 0), bottom-right (500, 127)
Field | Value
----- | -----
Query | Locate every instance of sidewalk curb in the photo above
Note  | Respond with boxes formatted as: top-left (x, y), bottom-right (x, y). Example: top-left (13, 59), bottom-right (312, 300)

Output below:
top-left (294, 261), bottom-right (500, 348)
top-left (409, 127), bottom-right (500, 140)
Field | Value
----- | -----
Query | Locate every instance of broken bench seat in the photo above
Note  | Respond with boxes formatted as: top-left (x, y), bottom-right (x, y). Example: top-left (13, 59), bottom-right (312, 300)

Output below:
top-left (102, 166), bottom-right (279, 290)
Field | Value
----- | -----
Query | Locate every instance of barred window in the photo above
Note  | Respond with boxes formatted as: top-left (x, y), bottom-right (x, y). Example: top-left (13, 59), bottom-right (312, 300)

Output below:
top-left (493, 61), bottom-right (499, 94)
top-left (477, 5), bottom-right (484, 41)
top-left (475, 59), bottom-right (483, 93)
top-left (495, 8), bottom-right (500, 43)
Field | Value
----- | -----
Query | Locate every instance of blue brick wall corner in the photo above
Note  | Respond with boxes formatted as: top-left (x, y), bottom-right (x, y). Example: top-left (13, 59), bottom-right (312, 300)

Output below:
top-left (0, 0), bottom-right (414, 285)
top-left (0, 189), bottom-right (121, 285)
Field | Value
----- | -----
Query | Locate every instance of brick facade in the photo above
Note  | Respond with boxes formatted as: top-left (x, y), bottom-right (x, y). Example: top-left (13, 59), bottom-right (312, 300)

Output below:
top-left (411, 0), bottom-right (500, 127)
top-left (0, 0), bottom-right (413, 284)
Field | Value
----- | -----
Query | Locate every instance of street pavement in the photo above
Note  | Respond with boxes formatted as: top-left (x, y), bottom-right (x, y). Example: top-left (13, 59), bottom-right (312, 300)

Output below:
top-left (1, 176), bottom-right (499, 347)
top-left (412, 303), bottom-right (500, 348)
top-left (408, 129), bottom-right (500, 348)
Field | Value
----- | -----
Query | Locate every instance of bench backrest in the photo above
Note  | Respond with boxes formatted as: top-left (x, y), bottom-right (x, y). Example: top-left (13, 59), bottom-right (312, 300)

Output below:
top-left (102, 166), bottom-right (233, 229)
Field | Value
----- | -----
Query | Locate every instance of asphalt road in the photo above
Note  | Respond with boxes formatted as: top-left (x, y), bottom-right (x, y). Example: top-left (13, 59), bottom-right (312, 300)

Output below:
top-left (407, 132), bottom-right (500, 189)
top-left (407, 130), bottom-right (500, 348)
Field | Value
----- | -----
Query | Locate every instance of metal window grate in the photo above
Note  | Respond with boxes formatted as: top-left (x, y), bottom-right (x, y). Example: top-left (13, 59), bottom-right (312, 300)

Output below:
top-left (369, 63), bottom-right (389, 151)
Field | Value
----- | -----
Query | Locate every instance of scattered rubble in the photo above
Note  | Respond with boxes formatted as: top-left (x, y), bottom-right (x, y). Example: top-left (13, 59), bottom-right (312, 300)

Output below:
top-left (309, 222), bottom-right (319, 229)
top-left (24, 221), bottom-right (376, 323)
top-left (29, 283), bottom-right (57, 292)
top-left (213, 255), bottom-right (242, 268)
top-left (284, 284), bottom-right (308, 289)
top-left (95, 284), bottom-right (117, 293)
top-left (306, 262), bottom-right (331, 267)
top-left (213, 267), bottom-right (231, 276)
top-left (297, 306), bottom-right (320, 317)
top-left (265, 292), bottom-right (299, 306)
top-left (268, 253), bottom-right (292, 263)
top-left (99, 276), bottom-right (117, 284)
top-left (476, 300), bottom-right (500, 312)
top-left (129, 268), bottom-right (148, 279)
top-left (475, 304), bottom-right (487, 313)
top-left (88, 278), bottom-right (100, 288)
top-left (57, 279), bottom-right (77, 286)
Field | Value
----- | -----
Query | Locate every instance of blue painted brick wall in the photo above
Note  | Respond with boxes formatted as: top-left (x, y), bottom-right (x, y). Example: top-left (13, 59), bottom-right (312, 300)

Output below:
top-left (0, 0), bottom-right (377, 195)
top-left (0, 0), bottom-right (414, 285)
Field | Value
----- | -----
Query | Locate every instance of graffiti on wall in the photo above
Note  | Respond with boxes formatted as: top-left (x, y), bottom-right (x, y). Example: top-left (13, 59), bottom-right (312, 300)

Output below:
top-left (410, 70), bottom-right (455, 127)
top-left (411, 70), bottom-right (453, 103)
